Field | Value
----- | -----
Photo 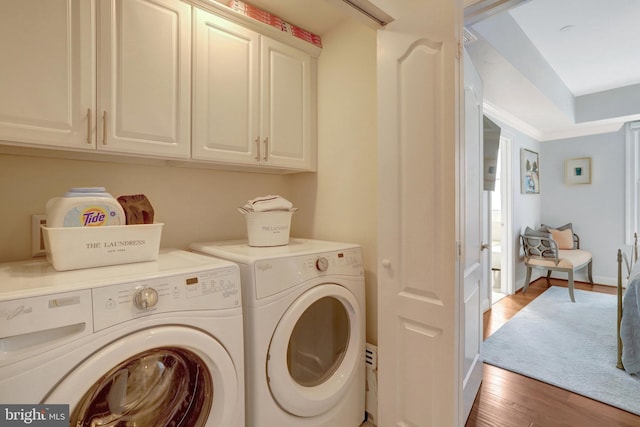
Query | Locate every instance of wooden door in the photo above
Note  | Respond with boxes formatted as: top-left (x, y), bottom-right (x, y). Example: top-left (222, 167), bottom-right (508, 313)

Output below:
top-left (377, 0), bottom-right (466, 425)
top-left (97, 0), bottom-right (191, 159)
top-left (461, 48), bottom-right (484, 420)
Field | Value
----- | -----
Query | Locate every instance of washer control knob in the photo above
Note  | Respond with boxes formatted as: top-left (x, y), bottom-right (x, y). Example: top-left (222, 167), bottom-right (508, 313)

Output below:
top-left (315, 257), bottom-right (329, 272)
top-left (133, 287), bottom-right (159, 310)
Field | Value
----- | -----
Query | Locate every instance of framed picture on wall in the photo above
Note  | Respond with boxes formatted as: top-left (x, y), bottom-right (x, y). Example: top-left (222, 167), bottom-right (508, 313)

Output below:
top-left (565, 157), bottom-right (591, 185)
top-left (520, 148), bottom-right (539, 194)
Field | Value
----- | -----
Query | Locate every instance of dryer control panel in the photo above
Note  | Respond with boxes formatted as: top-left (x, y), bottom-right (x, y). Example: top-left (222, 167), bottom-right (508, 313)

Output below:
top-left (253, 247), bottom-right (363, 300)
top-left (92, 266), bottom-right (240, 331)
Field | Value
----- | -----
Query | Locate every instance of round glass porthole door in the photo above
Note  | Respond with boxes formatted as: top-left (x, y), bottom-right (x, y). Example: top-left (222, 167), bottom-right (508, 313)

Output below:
top-left (46, 326), bottom-right (239, 427)
top-left (70, 347), bottom-right (211, 426)
top-left (267, 284), bottom-right (362, 417)
top-left (288, 297), bottom-right (349, 387)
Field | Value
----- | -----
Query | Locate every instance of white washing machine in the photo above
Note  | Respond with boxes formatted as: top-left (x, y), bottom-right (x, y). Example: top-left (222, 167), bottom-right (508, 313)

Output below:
top-left (0, 249), bottom-right (244, 427)
top-left (189, 238), bottom-right (366, 427)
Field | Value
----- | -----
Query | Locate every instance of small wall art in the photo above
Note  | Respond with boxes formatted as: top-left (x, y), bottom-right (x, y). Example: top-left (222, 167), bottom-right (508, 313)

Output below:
top-left (565, 157), bottom-right (591, 185)
top-left (520, 148), bottom-right (540, 194)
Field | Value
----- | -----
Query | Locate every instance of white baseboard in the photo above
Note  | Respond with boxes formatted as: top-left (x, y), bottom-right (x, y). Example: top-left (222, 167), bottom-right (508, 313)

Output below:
top-left (593, 276), bottom-right (617, 287)
top-left (514, 270), bottom-right (543, 293)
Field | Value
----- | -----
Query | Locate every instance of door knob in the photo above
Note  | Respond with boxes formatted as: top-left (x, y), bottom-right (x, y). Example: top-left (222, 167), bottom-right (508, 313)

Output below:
top-left (481, 242), bottom-right (491, 251)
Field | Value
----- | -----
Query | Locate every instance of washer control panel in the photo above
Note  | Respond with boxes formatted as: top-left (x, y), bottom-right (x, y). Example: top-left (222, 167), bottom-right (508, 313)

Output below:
top-left (92, 266), bottom-right (240, 331)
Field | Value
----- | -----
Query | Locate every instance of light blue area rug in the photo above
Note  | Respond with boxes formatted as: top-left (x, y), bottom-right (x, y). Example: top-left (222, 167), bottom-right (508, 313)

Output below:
top-left (483, 286), bottom-right (640, 415)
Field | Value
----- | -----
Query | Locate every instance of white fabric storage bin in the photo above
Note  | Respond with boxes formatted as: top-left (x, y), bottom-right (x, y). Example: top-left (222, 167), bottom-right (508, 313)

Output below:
top-left (244, 211), bottom-right (292, 247)
top-left (42, 223), bottom-right (163, 271)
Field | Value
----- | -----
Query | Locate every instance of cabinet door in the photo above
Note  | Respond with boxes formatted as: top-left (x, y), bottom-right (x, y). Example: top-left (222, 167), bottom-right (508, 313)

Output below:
top-left (261, 37), bottom-right (315, 171)
top-left (0, 0), bottom-right (95, 149)
top-left (192, 9), bottom-right (260, 164)
top-left (97, 0), bottom-right (191, 159)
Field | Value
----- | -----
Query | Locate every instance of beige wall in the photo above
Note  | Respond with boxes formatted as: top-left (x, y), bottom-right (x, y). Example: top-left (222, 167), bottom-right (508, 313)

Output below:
top-left (0, 153), bottom-right (292, 262)
top-left (293, 19), bottom-right (378, 344)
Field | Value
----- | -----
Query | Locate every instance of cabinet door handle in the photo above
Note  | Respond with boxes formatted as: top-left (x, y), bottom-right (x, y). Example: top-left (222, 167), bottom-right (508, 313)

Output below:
top-left (255, 137), bottom-right (260, 160)
top-left (102, 111), bottom-right (107, 145)
top-left (86, 108), bottom-right (92, 144)
top-left (263, 137), bottom-right (268, 161)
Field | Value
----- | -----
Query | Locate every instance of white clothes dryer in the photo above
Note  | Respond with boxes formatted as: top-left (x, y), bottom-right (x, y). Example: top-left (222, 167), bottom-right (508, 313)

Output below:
top-left (0, 249), bottom-right (244, 427)
top-left (189, 238), bottom-right (366, 427)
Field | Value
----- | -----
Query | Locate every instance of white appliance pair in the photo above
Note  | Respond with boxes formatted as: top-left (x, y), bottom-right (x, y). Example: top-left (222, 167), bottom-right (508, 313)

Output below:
top-left (190, 238), bottom-right (366, 427)
top-left (0, 249), bottom-right (245, 426)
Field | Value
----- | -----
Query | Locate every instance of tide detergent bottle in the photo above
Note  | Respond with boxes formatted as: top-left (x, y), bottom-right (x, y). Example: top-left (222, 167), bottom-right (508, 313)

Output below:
top-left (46, 187), bottom-right (126, 227)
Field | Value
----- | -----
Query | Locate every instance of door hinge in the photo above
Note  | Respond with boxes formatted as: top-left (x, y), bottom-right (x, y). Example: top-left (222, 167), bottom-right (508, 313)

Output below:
top-left (456, 241), bottom-right (462, 259)
top-left (457, 42), bottom-right (462, 60)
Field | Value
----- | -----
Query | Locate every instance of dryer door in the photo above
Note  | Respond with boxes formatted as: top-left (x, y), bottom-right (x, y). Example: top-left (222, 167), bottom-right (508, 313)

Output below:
top-left (45, 326), bottom-right (239, 427)
top-left (267, 283), bottom-right (363, 417)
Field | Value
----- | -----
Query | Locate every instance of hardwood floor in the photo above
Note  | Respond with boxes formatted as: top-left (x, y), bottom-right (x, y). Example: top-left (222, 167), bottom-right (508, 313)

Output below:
top-left (465, 278), bottom-right (640, 427)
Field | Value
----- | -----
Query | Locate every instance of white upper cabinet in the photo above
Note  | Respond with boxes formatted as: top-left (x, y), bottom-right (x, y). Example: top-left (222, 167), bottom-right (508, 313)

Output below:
top-left (0, 0), bottom-right (191, 159)
top-left (0, 0), bottom-right (316, 171)
top-left (97, 0), bottom-right (192, 158)
top-left (192, 9), bottom-right (260, 164)
top-left (260, 37), bottom-right (315, 170)
top-left (192, 8), bottom-right (316, 171)
top-left (0, 0), bottom-right (95, 149)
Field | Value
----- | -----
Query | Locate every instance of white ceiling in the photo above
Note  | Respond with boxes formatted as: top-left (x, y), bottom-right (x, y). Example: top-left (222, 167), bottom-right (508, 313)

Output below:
top-left (510, 0), bottom-right (640, 96)
top-left (466, 0), bottom-right (640, 140)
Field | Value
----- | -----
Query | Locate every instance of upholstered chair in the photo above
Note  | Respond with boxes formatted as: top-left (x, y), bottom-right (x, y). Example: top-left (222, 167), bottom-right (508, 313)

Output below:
top-left (521, 223), bottom-right (593, 302)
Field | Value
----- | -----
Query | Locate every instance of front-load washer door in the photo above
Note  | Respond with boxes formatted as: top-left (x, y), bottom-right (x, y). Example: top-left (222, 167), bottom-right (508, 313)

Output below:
top-left (267, 283), bottom-right (363, 417)
top-left (45, 326), bottom-right (240, 427)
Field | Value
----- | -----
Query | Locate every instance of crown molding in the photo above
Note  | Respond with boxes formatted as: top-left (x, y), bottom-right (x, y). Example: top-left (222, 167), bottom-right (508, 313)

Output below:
top-left (483, 100), bottom-right (634, 142)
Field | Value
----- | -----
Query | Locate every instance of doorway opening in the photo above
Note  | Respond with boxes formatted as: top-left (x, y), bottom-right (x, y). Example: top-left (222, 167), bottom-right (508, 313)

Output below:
top-left (490, 146), bottom-right (507, 304)
top-left (490, 132), bottom-right (515, 305)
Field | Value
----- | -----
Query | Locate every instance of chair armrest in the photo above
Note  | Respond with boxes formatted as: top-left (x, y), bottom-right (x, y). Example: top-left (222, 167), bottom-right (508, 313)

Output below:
top-left (521, 234), bottom-right (560, 265)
